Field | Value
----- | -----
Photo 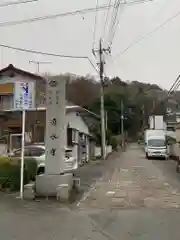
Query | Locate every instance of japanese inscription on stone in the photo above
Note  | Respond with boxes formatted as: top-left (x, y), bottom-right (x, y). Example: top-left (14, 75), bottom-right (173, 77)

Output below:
top-left (45, 77), bottom-right (66, 174)
top-left (50, 118), bottom-right (57, 126)
top-left (50, 148), bottom-right (56, 156)
top-left (50, 134), bottom-right (58, 140)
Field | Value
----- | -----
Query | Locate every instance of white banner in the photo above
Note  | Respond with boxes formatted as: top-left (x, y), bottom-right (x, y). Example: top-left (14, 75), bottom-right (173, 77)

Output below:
top-left (13, 81), bottom-right (35, 110)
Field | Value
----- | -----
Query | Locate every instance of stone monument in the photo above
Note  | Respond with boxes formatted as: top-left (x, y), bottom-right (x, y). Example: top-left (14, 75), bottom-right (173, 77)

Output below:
top-left (35, 76), bottom-right (73, 198)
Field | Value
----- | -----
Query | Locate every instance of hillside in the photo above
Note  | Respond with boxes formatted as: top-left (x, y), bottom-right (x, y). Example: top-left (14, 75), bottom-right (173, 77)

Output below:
top-left (39, 74), bottom-right (179, 138)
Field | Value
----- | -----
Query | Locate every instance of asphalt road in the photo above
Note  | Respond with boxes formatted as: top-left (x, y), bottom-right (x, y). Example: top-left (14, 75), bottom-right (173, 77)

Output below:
top-left (2, 145), bottom-right (180, 239)
top-left (84, 144), bottom-right (180, 240)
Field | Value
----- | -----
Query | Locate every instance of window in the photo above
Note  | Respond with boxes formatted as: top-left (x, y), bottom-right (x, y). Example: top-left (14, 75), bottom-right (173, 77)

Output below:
top-left (148, 139), bottom-right (165, 147)
top-left (27, 147), bottom-right (45, 157)
top-left (72, 129), bottom-right (78, 143)
top-left (67, 128), bottom-right (72, 146)
top-left (65, 149), bottom-right (72, 158)
top-left (67, 128), bottom-right (78, 145)
top-left (13, 147), bottom-right (45, 157)
top-left (14, 148), bottom-right (30, 157)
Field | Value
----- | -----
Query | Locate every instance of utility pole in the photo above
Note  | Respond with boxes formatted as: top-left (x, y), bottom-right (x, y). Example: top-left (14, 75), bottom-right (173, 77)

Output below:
top-left (121, 99), bottom-right (124, 149)
top-left (105, 110), bottom-right (108, 131)
top-left (92, 39), bottom-right (110, 160)
top-left (29, 60), bottom-right (52, 73)
top-left (99, 39), bottom-right (106, 160)
top-left (142, 104), bottom-right (145, 130)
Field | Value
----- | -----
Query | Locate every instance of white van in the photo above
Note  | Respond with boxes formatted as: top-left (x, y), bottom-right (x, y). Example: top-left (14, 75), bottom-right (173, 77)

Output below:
top-left (145, 135), bottom-right (169, 160)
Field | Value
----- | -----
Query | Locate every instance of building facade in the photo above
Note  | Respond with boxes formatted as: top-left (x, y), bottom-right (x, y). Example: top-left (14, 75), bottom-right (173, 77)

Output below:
top-left (0, 64), bottom-right (99, 165)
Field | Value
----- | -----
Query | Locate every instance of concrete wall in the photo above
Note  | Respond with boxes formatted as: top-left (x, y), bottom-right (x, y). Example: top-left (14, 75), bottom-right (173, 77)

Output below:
top-left (95, 145), bottom-right (112, 158)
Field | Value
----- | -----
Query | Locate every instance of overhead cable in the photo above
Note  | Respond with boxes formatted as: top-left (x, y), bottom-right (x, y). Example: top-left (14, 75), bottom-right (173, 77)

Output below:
top-left (102, 0), bottom-right (113, 40)
top-left (106, 0), bottom-right (119, 45)
top-left (104, 0), bottom-right (152, 49)
top-left (168, 75), bottom-right (180, 95)
top-left (108, 1), bottom-right (124, 47)
top-left (0, 0), bottom-right (38, 8)
top-left (92, 0), bottom-right (99, 50)
top-left (0, 4), bottom-right (113, 28)
top-left (114, 9), bottom-right (180, 58)
top-left (0, 43), bottom-right (87, 59)
top-left (0, 0), bottom-right (152, 28)
top-left (0, 42), bottom-right (100, 74)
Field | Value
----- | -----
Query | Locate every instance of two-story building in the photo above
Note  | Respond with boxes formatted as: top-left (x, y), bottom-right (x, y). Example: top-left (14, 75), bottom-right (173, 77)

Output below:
top-left (0, 64), bottom-right (99, 165)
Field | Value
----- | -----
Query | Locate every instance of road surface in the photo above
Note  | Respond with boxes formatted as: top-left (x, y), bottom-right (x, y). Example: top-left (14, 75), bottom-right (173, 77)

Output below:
top-left (1, 144), bottom-right (180, 239)
top-left (79, 144), bottom-right (180, 240)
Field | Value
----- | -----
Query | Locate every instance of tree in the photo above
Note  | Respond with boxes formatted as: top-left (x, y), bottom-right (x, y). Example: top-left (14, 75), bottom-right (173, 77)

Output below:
top-left (65, 74), bottom-right (174, 138)
top-left (66, 76), bottom-right (100, 107)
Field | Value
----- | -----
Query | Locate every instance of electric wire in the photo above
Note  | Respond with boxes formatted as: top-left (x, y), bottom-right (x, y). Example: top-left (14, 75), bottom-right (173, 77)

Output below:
top-left (114, 9), bottom-right (180, 58)
top-left (109, 1), bottom-right (124, 47)
top-left (102, 0), bottom-right (113, 41)
top-left (168, 75), bottom-right (180, 95)
top-left (0, 43), bottom-right (87, 59)
top-left (0, 0), bottom-right (38, 8)
top-left (0, 42), bottom-right (100, 75)
top-left (108, 0), bottom-right (121, 46)
top-left (151, 74), bottom-right (180, 115)
top-left (106, 0), bottom-right (119, 46)
top-left (92, 0), bottom-right (99, 50)
top-left (0, 4), bottom-right (113, 28)
top-left (105, 0), bottom-right (152, 47)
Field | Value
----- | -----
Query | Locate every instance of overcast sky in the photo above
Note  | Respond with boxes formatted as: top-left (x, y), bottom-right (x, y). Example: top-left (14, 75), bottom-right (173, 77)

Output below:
top-left (0, 0), bottom-right (179, 89)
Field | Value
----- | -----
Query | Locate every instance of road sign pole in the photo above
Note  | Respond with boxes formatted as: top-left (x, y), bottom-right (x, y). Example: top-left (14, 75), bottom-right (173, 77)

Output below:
top-left (20, 109), bottom-right (26, 199)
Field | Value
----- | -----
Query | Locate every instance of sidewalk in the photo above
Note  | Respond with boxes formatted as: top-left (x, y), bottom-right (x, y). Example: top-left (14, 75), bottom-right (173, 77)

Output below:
top-left (74, 150), bottom-right (122, 203)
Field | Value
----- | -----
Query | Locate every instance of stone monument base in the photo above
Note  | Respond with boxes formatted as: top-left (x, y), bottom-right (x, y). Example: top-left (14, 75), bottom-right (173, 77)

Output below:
top-left (35, 173), bottom-right (73, 200)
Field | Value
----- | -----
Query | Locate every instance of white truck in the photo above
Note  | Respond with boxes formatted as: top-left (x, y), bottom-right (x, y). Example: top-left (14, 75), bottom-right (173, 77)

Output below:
top-left (149, 115), bottom-right (166, 130)
top-left (144, 129), bottom-right (169, 160)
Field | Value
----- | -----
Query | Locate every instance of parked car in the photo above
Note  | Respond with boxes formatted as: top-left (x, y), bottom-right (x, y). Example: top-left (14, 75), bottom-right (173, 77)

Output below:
top-left (9, 144), bottom-right (78, 175)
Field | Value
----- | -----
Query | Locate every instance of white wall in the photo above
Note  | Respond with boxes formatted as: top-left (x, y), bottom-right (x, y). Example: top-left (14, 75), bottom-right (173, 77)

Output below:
top-left (66, 111), bottom-right (90, 163)
top-left (66, 112), bottom-right (90, 135)
top-left (95, 145), bottom-right (112, 158)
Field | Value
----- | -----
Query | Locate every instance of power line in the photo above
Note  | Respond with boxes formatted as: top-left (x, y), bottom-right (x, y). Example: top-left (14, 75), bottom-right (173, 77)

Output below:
top-left (0, 0), bottom-right (38, 8)
top-left (0, 0), bottom-right (152, 28)
top-left (151, 74), bottom-right (180, 115)
top-left (105, 0), bottom-right (152, 47)
top-left (168, 75), bottom-right (180, 95)
top-left (0, 4), bottom-right (113, 28)
top-left (102, 0), bottom-right (113, 41)
top-left (92, 0), bottom-right (99, 50)
top-left (114, 9), bottom-right (180, 58)
top-left (0, 43), bottom-right (87, 59)
top-left (106, 0), bottom-right (119, 46)
top-left (108, 1), bottom-right (124, 47)
top-left (0, 42), bottom-right (100, 74)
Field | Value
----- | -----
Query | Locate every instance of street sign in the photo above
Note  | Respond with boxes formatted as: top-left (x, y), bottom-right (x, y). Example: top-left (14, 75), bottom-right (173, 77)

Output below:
top-left (13, 81), bottom-right (35, 199)
top-left (13, 82), bottom-right (35, 110)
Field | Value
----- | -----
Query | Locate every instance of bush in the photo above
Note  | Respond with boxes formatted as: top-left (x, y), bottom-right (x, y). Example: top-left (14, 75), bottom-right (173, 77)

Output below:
top-left (110, 136), bottom-right (118, 150)
top-left (24, 158), bottom-right (37, 181)
top-left (0, 157), bottom-right (37, 191)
